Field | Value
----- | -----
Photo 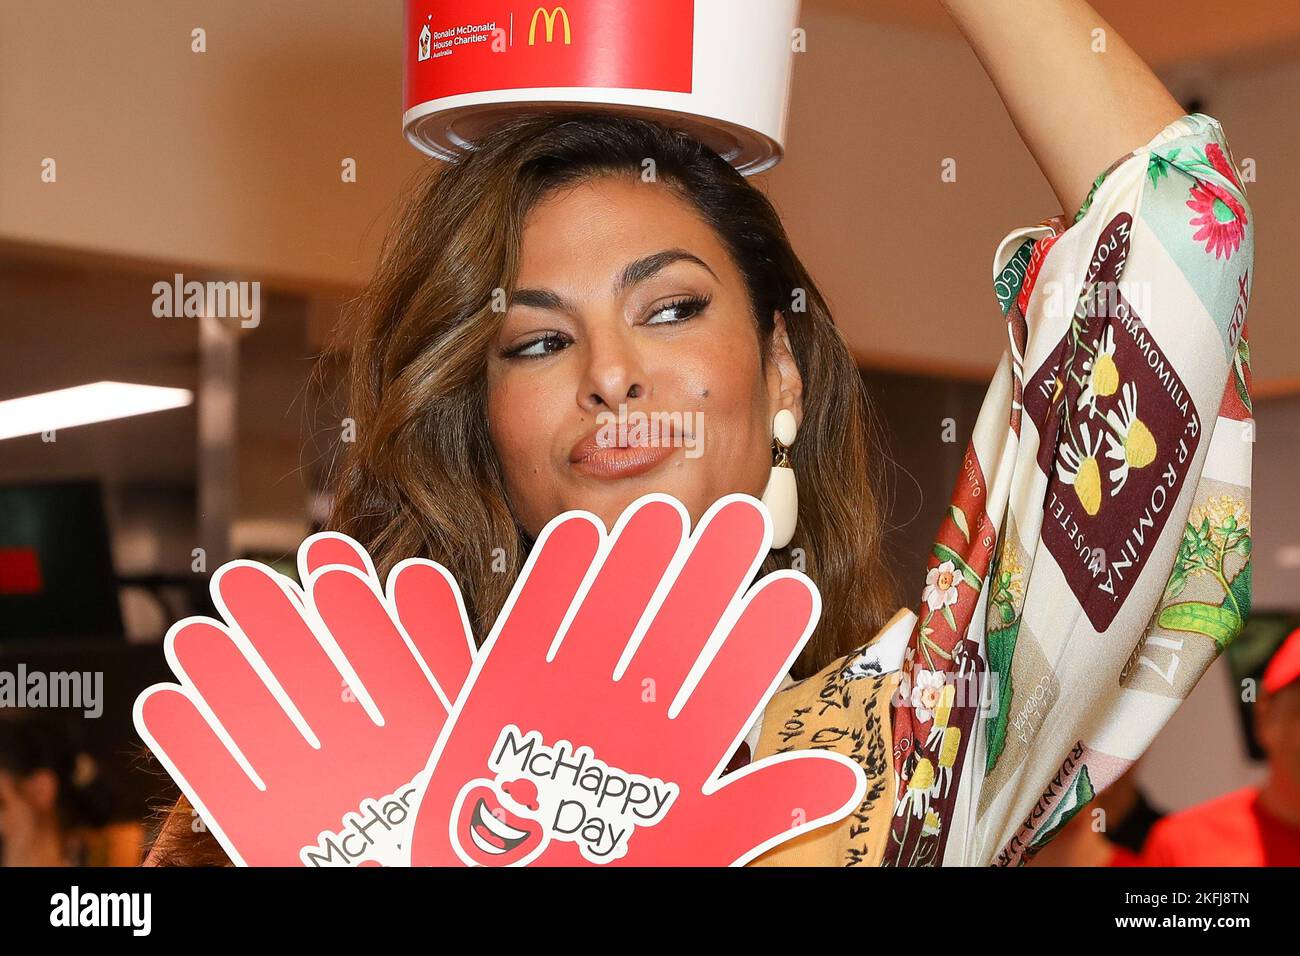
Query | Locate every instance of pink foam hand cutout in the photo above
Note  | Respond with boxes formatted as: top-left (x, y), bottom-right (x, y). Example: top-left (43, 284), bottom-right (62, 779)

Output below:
top-left (406, 494), bottom-right (866, 867)
top-left (134, 533), bottom-right (475, 866)
top-left (135, 494), bottom-right (864, 867)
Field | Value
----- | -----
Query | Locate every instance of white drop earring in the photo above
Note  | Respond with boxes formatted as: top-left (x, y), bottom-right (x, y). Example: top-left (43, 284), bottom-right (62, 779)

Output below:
top-left (760, 409), bottom-right (798, 549)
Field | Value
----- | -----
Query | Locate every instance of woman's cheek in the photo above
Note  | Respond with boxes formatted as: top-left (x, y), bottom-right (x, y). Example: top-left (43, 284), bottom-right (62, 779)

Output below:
top-left (673, 346), bottom-right (765, 454)
top-left (488, 379), bottom-right (543, 479)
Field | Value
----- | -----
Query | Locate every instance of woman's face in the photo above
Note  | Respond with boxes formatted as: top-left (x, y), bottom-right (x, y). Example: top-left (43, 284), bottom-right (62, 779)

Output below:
top-left (486, 174), bottom-right (802, 538)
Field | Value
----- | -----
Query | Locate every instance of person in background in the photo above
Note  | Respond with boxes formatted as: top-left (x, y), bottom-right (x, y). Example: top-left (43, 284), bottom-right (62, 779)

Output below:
top-left (1027, 765), bottom-right (1163, 866)
top-left (0, 715), bottom-right (122, 866)
top-left (1142, 628), bottom-right (1300, 866)
top-left (1103, 769), bottom-right (1165, 861)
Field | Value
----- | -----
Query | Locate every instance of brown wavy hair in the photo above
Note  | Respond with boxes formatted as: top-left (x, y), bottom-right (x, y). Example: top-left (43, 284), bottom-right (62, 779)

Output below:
top-left (148, 111), bottom-right (896, 865)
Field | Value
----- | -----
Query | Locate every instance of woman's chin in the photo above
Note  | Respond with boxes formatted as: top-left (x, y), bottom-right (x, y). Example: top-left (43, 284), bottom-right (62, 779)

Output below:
top-left (567, 477), bottom-right (707, 531)
top-left (523, 463), bottom-right (766, 537)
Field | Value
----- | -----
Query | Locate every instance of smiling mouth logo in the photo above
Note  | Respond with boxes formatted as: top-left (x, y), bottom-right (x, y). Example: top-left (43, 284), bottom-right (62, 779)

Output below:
top-left (452, 778), bottom-right (546, 866)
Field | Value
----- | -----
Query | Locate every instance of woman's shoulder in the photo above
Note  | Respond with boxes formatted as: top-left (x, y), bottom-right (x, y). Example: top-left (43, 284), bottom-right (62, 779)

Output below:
top-left (1074, 114), bottom-right (1246, 212)
top-left (1074, 112), bottom-right (1253, 284)
top-left (994, 113), bottom-right (1253, 335)
top-left (756, 608), bottom-right (914, 753)
top-left (1132, 113), bottom-right (1252, 267)
top-left (748, 616), bottom-right (910, 868)
top-left (1010, 111), bottom-right (1253, 376)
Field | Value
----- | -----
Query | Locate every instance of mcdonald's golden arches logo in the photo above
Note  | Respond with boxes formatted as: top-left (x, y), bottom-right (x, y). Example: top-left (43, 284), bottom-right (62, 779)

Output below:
top-left (528, 5), bottom-right (572, 45)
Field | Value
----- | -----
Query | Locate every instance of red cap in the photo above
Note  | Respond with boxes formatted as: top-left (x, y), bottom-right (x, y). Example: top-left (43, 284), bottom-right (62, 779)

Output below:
top-left (1262, 627), bottom-right (1300, 695)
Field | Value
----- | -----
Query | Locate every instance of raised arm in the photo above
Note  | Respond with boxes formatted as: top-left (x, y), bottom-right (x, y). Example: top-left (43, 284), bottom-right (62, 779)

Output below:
top-left (940, 0), bottom-right (1186, 216)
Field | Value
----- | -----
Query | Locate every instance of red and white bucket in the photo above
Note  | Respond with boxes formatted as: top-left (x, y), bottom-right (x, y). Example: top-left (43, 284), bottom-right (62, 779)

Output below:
top-left (403, 0), bottom-right (802, 175)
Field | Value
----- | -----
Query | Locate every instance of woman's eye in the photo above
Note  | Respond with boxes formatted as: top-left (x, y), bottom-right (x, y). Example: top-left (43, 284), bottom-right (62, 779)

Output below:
top-left (646, 294), bottom-right (711, 326)
top-left (504, 332), bottom-right (571, 360)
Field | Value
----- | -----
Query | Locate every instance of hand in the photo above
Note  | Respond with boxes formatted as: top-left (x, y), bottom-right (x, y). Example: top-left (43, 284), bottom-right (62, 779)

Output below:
top-left (407, 494), bottom-right (866, 867)
top-left (135, 533), bottom-right (474, 866)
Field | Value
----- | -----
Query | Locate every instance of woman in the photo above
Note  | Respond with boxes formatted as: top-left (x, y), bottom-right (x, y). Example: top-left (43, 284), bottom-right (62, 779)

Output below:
top-left (148, 0), bottom-right (1254, 866)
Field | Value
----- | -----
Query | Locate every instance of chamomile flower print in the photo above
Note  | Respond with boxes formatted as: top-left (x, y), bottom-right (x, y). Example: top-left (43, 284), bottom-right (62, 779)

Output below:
top-left (933, 726), bottom-right (962, 799)
top-left (922, 810), bottom-right (942, 837)
top-left (1077, 325), bottom-right (1120, 415)
top-left (925, 683), bottom-right (957, 749)
top-left (1104, 381), bottom-right (1158, 494)
top-left (896, 758), bottom-right (934, 820)
top-left (1056, 421), bottom-right (1107, 516)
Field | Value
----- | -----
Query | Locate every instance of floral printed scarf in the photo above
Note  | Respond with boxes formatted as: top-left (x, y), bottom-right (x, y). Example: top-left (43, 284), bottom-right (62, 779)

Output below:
top-left (750, 113), bottom-right (1255, 868)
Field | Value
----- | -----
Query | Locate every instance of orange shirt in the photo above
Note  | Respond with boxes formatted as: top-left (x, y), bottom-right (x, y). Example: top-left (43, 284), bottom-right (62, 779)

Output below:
top-left (1108, 845), bottom-right (1142, 867)
top-left (1142, 787), bottom-right (1300, 867)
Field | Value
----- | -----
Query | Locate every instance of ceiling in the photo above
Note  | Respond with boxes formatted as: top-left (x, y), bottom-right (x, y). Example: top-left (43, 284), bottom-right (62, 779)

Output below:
top-left (813, 0), bottom-right (1300, 68)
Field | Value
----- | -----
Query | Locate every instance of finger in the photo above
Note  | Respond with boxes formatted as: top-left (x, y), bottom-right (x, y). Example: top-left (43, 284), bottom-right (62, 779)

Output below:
top-left (549, 496), bottom-right (686, 681)
top-left (302, 534), bottom-right (475, 708)
top-left (301, 532), bottom-right (376, 580)
top-left (310, 566), bottom-right (451, 720)
top-left (214, 562), bottom-right (371, 742)
top-left (619, 497), bottom-right (767, 702)
top-left (135, 684), bottom-right (262, 866)
top-left (671, 573), bottom-right (818, 750)
top-left (389, 560), bottom-right (476, 707)
top-left (486, 511), bottom-right (602, 661)
top-left (168, 619), bottom-right (309, 786)
top-left (701, 752), bottom-right (865, 866)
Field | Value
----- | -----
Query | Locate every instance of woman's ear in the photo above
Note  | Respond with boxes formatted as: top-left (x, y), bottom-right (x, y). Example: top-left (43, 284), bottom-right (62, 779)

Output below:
top-left (767, 310), bottom-right (804, 427)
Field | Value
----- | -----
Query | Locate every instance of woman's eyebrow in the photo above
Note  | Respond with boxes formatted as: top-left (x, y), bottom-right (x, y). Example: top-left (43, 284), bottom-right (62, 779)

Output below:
top-left (509, 249), bottom-right (717, 313)
top-left (614, 249), bottom-right (717, 296)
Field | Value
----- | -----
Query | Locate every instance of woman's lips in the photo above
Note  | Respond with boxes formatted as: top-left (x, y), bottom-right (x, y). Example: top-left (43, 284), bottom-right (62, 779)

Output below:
top-left (570, 442), bottom-right (678, 479)
top-left (569, 423), bottom-right (683, 480)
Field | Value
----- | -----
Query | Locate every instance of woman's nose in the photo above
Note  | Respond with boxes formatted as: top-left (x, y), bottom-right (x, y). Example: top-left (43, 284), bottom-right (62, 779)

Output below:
top-left (577, 327), bottom-right (650, 413)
